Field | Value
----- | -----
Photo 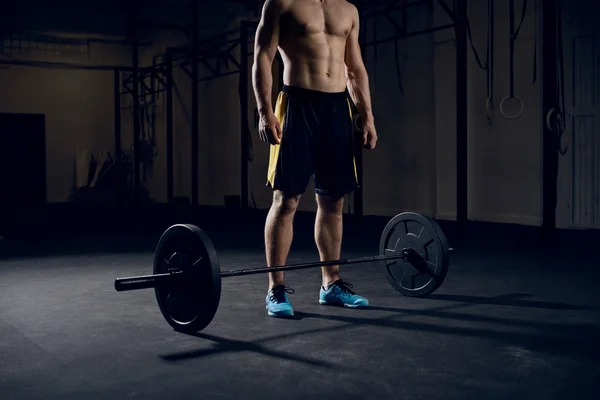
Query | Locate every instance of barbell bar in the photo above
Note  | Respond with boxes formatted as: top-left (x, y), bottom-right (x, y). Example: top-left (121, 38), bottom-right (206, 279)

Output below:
top-left (116, 251), bottom-right (424, 291)
top-left (114, 212), bottom-right (452, 334)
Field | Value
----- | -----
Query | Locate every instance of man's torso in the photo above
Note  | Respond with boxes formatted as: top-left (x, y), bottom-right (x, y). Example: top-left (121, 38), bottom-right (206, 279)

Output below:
top-left (278, 0), bottom-right (355, 93)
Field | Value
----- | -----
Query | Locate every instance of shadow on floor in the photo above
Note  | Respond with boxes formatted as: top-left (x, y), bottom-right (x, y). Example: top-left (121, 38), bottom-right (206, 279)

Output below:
top-left (160, 330), bottom-right (339, 369)
top-left (425, 293), bottom-right (595, 311)
top-left (158, 293), bottom-right (599, 366)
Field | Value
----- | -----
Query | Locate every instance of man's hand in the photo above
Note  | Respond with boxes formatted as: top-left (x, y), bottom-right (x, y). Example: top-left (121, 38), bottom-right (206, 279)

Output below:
top-left (345, 5), bottom-right (376, 150)
top-left (252, 0), bottom-right (282, 130)
top-left (361, 118), bottom-right (377, 150)
top-left (258, 112), bottom-right (282, 145)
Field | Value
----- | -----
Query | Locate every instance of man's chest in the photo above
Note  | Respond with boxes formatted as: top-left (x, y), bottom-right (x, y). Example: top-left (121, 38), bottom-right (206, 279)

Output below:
top-left (282, 1), bottom-right (353, 38)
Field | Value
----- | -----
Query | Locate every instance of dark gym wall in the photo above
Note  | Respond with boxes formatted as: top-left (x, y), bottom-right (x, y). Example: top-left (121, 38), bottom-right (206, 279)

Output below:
top-left (0, 113), bottom-right (46, 233)
top-left (555, 0), bottom-right (600, 230)
top-left (0, 2), bottom-right (137, 203)
top-left (0, 56), bottom-right (119, 202)
top-left (434, 1), bottom-right (542, 226)
top-left (0, 1), bottom-right (248, 205)
top-left (4, 1), bottom-right (597, 231)
top-left (359, 3), bottom-right (436, 217)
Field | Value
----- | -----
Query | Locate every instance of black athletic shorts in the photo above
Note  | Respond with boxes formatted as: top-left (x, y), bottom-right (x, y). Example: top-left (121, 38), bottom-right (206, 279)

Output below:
top-left (266, 85), bottom-right (359, 197)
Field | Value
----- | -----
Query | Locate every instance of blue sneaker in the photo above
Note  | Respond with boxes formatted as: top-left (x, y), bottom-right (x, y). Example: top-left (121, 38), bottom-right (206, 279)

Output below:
top-left (265, 285), bottom-right (295, 317)
top-left (319, 280), bottom-right (369, 308)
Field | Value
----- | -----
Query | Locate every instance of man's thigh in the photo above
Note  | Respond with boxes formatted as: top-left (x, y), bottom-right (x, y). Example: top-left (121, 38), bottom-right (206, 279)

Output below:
top-left (314, 100), bottom-right (358, 197)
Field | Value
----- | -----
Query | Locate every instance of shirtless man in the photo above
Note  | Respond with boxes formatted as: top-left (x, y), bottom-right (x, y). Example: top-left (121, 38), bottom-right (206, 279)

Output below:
top-left (252, 0), bottom-right (377, 317)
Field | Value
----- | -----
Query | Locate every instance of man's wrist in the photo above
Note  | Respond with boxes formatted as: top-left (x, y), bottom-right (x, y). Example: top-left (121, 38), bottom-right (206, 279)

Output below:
top-left (258, 105), bottom-right (273, 115)
top-left (362, 112), bottom-right (375, 125)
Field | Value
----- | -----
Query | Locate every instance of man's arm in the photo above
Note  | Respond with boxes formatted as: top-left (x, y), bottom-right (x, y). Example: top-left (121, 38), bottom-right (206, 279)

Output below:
top-left (345, 7), bottom-right (374, 125)
top-left (252, 0), bottom-right (281, 116)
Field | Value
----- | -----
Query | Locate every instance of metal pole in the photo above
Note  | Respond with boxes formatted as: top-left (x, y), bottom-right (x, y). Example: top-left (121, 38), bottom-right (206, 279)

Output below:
top-left (114, 69), bottom-right (123, 207)
top-left (354, 5), bottom-right (367, 220)
top-left (191, 0), bottom-right (199, 207)
top-left (114, 69), bottom-right (122, 161)
top-left (221, 253), bottom-right (412, 277)
top-left (166, 52), bottom-right (174, 204)
top-left (240, 21), bottom-right (250, 212)
top-left (115, 253), bottom-right (411, 288)
top-left (541, 0), bottom-right (558, 244)
top-left (455, 0), bottom-right (468, 234)
top-left (131, 18), bottom-right (141, 206)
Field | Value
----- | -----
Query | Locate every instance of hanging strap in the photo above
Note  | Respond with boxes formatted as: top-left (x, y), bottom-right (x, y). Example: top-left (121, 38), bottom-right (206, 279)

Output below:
top-left (464, 0), bottom-right (495, 123)
top-left (394, 37), bottom-right (405, 96)
top-left (531, 0), bottom-right (537, 85)
top-left (546, 0), bottom-right (568, 155)
top-left (485, 0), bottom-right (495, 123)
top-left (500, 0), bottom-right (527, 119)
top-left (509, 0), bottom-right (528, 96)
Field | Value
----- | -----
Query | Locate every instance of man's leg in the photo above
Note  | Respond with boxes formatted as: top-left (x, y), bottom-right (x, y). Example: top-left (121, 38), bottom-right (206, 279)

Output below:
top-left (265, 190), bottom-right (300, 288)
top-left (314, 194), bottom-right (344, 287)
top-left (313, 91), bottom-right (368, 308)
top-left (314, 194), bottom-right (368, 308)
top-left (264, 190), bottom-right (300, 317)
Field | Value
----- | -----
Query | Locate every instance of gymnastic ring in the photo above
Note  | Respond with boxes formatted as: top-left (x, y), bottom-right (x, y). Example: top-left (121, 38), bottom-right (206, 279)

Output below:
top-left (558, 130), bottom-right (569, 156)
top-left (545, 107), bottom-right (563, 133)
top-left (499, 95), bottom-right (525, 120)
top-left (485, 97), bottom-right (495, 124)
top-left (546, 108), bottom-right (569, 155)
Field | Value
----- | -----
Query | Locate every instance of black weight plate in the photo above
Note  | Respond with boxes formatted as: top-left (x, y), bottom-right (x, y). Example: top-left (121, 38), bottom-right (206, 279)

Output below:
top-left (379, 212), bottom-right (450, 297)
top-left (153, 224), bottom-right (221, 333)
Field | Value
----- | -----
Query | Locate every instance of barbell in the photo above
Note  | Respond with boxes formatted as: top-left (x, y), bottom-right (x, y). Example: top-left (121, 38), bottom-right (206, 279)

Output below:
top-left (114, 212), bottom-right (452, 334)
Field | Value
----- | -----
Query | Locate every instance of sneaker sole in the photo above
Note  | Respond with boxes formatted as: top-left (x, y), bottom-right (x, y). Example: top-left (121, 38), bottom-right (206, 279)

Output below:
top-left (318, 299), bottom-right (368, 308)
top-left (267, 310), bottom-right (294, 318)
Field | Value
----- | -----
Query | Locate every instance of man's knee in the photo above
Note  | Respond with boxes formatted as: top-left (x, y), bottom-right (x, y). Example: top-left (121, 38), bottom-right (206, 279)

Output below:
top-left (271, 191), bottom-right (301, 216)
top-left (316, 194), bottom-right (344, 216)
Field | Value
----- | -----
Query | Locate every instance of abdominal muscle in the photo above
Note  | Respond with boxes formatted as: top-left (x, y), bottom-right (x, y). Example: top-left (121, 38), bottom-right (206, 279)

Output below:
top-left (279, 33), bottom-right (348, 93)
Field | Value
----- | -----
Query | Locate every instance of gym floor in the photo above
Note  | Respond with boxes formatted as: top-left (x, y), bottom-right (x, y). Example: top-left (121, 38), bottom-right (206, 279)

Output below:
top-left (1, 208), bottom-right (599, 400)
